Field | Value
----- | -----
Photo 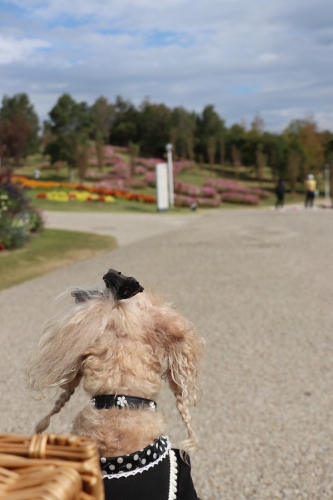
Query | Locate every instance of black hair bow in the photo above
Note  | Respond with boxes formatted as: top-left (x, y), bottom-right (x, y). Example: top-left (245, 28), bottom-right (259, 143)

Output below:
top-left (103, 269), bottom-right (144, 300)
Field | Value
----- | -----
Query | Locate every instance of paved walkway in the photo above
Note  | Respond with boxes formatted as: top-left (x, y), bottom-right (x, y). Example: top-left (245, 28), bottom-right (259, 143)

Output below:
top-left (1, 208), bottom-right (333, 499)
top-left (44, 210), bottom-right (202, 246)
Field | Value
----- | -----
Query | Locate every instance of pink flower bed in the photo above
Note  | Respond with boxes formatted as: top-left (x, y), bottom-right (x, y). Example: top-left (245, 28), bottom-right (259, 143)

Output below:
top-left (250, 188), bottom-right (270, 199)
top-left (104, 145), bottom-right (114, 157)
top-left (174, 194), bottom-right (220, 208)
top-left (205, 178), bottom-right (270, 199)
top-left (144, 172), bottom-right (156, 187)
top-left (205, 178), bottom-right (249, 194)
top-left (173, 161), bottom-right (193, 174)
top-left (174, 195), bottom-right (196, 207)
top-left (136, 158), bottom-right (164, 169)
top-left (88, 158), bottom-right (98, 165)
top-left (104, 158), bottom-right (114, 165)
top-left (40, 161), bottom-right (50, 168)
top-left (109, 162), bottom-right (131, 179)
top-left (94, 179), bottom-right (128, 191)
top-left (174, 181), bottom-right (217, 198)
top-left (134, 166), bottom-right (147, 175)
top-left (221, 192), bottom-right (259, 205)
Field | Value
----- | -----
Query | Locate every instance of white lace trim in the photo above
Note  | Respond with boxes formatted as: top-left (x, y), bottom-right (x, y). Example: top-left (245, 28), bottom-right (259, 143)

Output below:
top-left (102, 437), bottom-right (171, 480)
top-left (168, 449), bottom-right (178, 500)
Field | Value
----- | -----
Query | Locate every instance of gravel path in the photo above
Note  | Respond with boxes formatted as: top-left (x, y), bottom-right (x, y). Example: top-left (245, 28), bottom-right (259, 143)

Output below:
top-left (1, 208), bottom-right (333, 499)
top-left (44, 210), bottom-right (202, 246)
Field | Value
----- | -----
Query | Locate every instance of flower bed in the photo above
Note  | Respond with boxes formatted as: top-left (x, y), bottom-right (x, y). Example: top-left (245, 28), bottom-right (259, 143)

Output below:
top-left (12, 176), bottom-right (156, 204)
top-left (144, 172), bottom-right (156, 187)
top-left (174, 194), bottom-right (220, 208)
top-left (0, 176), bottom-right (44, 250)
top-left (37, 191), bottom-right (115, 203)
top-left (174, 181), bottom-right (218, 198)
top-left (205, 178), bottom-right (250, 194)
top-left (136, 158), bottom-right (163, 169)
top-left (94, 180), bottom-right (128, 191)
top-left (221, 192), bottom-right (259, 205)
top-left (205, 178), bottom-right (270, 199)
top-left (250, 188), bottom-right (271, 199)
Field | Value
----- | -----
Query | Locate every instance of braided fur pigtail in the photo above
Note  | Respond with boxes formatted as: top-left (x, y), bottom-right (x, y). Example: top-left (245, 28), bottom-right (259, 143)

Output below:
top-left (35, 372), bottom-right (82, 433)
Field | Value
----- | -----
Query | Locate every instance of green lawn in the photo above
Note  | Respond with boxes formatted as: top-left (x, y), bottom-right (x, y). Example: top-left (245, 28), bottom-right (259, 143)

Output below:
top-left (0, 229), bottom-right (117, 291)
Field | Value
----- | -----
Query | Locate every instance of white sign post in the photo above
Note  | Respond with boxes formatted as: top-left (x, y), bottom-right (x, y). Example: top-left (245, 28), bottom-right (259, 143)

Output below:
top-left (166, 143), bottom-right (174, 208)
top-left (156, 163), bottom-right (169, 212)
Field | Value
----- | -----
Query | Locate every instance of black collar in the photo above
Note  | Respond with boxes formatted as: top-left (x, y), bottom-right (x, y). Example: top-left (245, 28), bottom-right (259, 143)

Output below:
top-left (91, 394), bottom-right (157, 411)
top-left (100, 435), bottom-right (170, 479)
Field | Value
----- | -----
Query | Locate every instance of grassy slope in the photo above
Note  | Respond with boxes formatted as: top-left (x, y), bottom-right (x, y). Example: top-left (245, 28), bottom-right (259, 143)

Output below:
top-left (0, 229), bottom-right (117, 291)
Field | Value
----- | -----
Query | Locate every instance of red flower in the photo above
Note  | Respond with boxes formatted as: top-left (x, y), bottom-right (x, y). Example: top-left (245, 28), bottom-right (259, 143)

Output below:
top-left (37, 192), bottom-right (47, 199)
top-left (0, 243), bottom-right (5, 251)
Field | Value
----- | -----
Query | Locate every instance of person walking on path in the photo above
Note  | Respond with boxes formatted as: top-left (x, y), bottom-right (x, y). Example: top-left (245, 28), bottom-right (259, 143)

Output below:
top-left (305, 174), bottom-right (316, 208)
top-left (275, 179), bottom-right (285, 210)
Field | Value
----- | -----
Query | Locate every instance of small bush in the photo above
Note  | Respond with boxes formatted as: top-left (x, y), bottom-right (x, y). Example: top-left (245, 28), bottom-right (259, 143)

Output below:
top-left (0, 176), bottom-right (44, 250)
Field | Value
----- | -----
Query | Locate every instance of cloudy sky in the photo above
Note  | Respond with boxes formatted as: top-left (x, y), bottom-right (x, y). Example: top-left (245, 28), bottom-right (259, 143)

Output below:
top-left (1, 0), bottom-right (333, 130)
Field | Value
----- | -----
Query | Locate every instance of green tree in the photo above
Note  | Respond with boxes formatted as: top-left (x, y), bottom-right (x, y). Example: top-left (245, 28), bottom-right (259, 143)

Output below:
top-left (111, 96), bottom-right (139, 146)
top-left (171, 107), bottom-right (196, 160)
top-left (0, 93), bottom-right (39, 166)
top-left (196, 105), bottom-right (225, 163)
top-left (137, 99), bottom-right (172, 157)
top-left (90, 96), bottom-right (115, 143)
top-left (45, 94), bottom-right (92, 181)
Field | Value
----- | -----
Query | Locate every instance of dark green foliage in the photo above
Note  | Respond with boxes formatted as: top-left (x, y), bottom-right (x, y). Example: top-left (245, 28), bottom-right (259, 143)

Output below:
top-left (0, 176), bottom-right (44, 249)
top-left (196, 105), bottom-right (226, 162)
top-left (110, 96), bottom-right (139, 146)
top-left (0, 93), bottom-right (39, 164)
top-left (45, 93), bottom-right (92, 167)
top-left (90, 96), bottom-right (115, 142)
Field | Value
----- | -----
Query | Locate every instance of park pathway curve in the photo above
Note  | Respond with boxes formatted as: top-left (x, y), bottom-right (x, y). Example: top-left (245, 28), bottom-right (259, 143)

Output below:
top-left (1, 208), bottom-right (333, 499)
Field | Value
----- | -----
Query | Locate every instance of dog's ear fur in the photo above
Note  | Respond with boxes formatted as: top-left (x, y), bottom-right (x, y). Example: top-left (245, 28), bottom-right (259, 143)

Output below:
top-left (152, 301), bottom-right (204, 457)
top-left (27, 290), bottom-right (113, 432)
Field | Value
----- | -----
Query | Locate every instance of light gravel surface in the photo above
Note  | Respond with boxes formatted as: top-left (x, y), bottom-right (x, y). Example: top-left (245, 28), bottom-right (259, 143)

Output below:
top-left (1, 208), bottom-right (333, 499)
top-left (44, 210), bottom-right (202, 246)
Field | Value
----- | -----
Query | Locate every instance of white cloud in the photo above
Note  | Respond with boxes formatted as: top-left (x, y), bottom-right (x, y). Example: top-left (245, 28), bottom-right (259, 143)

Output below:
top-left (0, 34), bottom-right (51, 64)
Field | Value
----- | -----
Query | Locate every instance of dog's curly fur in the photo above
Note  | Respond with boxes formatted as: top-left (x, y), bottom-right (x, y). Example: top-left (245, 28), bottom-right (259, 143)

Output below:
top-left (27, 287), bottom-right (204, 458)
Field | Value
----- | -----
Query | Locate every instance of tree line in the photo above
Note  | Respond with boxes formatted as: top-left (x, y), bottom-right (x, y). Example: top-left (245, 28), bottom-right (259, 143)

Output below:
top-left (1, 92), bottom-right (333, 184)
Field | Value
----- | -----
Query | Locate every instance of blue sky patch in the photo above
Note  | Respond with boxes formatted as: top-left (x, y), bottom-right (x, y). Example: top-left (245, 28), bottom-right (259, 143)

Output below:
top-left (228, 85), bottom-right (260, 95)
top-left (0, 0), bottom-right (25, 21)
top-left (48, 14), bottom-right (91, 29)
top-left (144, 30), bottom-right (195, 48)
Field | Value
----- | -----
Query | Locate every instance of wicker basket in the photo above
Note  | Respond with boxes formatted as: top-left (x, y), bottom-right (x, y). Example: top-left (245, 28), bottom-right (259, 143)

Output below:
top-left (0, 433), bottom-right (104, 500)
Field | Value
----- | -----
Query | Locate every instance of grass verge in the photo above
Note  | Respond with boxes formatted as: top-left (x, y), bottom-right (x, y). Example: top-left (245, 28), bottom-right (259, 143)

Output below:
top-left (0, 229), bottom-right (118, 291)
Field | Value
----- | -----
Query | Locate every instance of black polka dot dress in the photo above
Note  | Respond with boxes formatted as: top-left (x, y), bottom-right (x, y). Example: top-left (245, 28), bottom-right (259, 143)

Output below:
top-left (100, 436), bottom-right (200, 500)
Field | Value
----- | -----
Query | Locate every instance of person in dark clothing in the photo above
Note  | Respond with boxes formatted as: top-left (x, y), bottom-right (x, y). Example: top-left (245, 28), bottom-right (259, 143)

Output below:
top-left (275, 179), bottom-right (285, 210)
